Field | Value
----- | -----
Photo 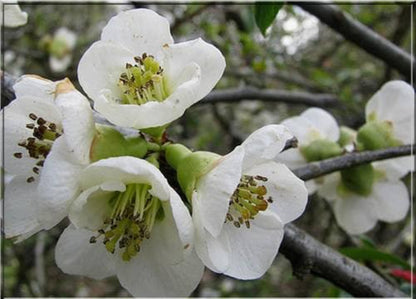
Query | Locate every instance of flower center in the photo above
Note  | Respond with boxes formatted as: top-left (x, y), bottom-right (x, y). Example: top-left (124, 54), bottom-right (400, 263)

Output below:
top-left (118, 53), bottom-right (169, 105)
top-left (89, 183), bottom-right (163, 262)
top-left (13, 113), bottom-right (62, 183)
top-left (225, 175), bottom-right (272, 229)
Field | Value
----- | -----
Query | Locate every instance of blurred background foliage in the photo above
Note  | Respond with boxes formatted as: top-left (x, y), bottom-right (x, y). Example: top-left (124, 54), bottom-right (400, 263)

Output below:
top-left (2, 3), bottom-right (413, 297)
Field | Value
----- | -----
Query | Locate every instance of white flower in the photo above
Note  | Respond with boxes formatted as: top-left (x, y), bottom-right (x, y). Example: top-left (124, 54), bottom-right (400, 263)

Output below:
top-left (49, 27), bottom-right (77, 73)
top-left (360, 80), bottom-right (415, 178)
top-left (1, 76), bottom-right (95, 241)
top-left (78, 8), bottom-right (225, 129)
top-left (54, 156), bottom-right (204, 297)
top-left (317, 81), bottom-right (414, 235)
top-left (191, 125), bottom-right (308, 279)
top-left (318, 169), bottom-right (409, 235)
top-left (1, 3), bottom-right (28, 27)
top-left (276, 107), bottom-right (341, 193)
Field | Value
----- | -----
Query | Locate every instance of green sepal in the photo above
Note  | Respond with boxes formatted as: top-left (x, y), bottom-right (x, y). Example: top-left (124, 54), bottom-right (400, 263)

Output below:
top-left (300, 139), bottom-right (343, 162)
top-left (141, 124), bottom-right (169, 140)
top-left (176, 151), bottom-right (221, 201)
top-left (90, 125), bottom-right (148, 162)
top-left (340, 164), bottom-right (375, 196)
top-left (356, 121), bottom-right (401, 151)
top-left (164, 143), bottom-right (192, 170)
top-left (338, 126), bottom-right (357, 148)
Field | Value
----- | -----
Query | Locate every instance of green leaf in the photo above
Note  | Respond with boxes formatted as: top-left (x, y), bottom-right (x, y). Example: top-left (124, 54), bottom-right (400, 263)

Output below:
top-left (254, 2), bottom-right (283, 36)
top-left (340, 247), bottom-right (411, 270)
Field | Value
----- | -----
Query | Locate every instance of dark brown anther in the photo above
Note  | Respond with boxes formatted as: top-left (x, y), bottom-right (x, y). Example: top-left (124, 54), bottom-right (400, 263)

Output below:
top-left (26, 176), bottom-right (35, 183)
top-left (38, 125), bottom-right (47, 134)
top-left (26, 123), bottom-right (35, 129)
top-left (267, 197), bottom-right (273, 203)
top-left (32, 167), bottom-right (39, 174)
top-left (142, 53), bottom-right (147, 59)
top-left (245, 221), bottom-right (251, 229)
top-left (89, 236), bottom-right (97, 243)
top-left (48, 123), bottom-right (57, 131)
top-left (226, 213), bottom-right (234, 221)
top-left (13, 152), bottom-right (23, 158)
top-left (98, 229), bottom-right (105, 234)
top-left (29, 113), bottom-right (37, 120)
top-left (233, 221), bottom-right (241, 228)
top-left (126, 63), bottom-right (132, 69)
top-left (27, 137), bottom-right (36, 144)
top-left (134, 56), bottom-right (142, 64)
top-left (18, 141), bottom-right (26, 147)
top-left (238, 217), bottom-right (244, 224)
top-left (37, 118), bottom-right (46, 126)
top-left (36, 160), bottom-right (45, 167)
top-left (255, 175), bottom-right (268, 182)
top-left (33, 128), bottom-right (43, 140)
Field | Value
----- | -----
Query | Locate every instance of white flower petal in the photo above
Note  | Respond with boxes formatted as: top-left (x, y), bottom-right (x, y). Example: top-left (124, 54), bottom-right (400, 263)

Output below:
top-left (245, 162), bottom-right (308, 224)
top-left (195, 146), bottom-right (244, 237)
top-left (3, 4), bottom-right (27, 27)
top-left (37, 137), bottom-right (83, 228)
top-left (4, 176), bottom-right (42, 240)
top-left (193, 200), bottom-right (230, 273)
top-left (372, 180), bottom-right (409, 222)
top-left (55, 225), bottom-right (116, 280)
top-left (222, 211), bottom-right (284, 279)
top-left (13, 75), bottom-right (56, 103)
top-left (69, 186), bottom-right (113, 230)
top-left (333, 193), bottom-right (378, 235)
top-left (281, 115), bottom-right (313, 144)
top-left (317, 172), bottom-right (340, 202)
top-left (78, 41), bottom-right (134, 101)
top-left (94, 61), bottom-right (201, 129)
top-left (116, 228), bottom-right (204, 297)
top-left (301, 108), bottom-right (340, 142)
top-left (366, 80), bottom-right (414, 144)
top-left (55, 85), bottom-right (95, 165)
top-left (55, 27), bottom-right (77, 49)
top-left (162, 38), bottom-right (226, 100)
top-left (79, 157), bottom-right (170, 201)
top-left (240, 124), bottom-right (294, 170)
top-left (49, 55), bottom-right (72, 73)
top-left (275, 148), bottom-right (307, 169)
top-left (101, 8), bottom-right (173, 56)
top-left (373, 156), bottom-right (414, 180)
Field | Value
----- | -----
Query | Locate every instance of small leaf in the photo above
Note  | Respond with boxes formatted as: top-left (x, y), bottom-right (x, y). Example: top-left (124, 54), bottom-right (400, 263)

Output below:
top-left (254, 2), bottom-right (283, 36)
top-left (340, 247), bottom-right (411, 270)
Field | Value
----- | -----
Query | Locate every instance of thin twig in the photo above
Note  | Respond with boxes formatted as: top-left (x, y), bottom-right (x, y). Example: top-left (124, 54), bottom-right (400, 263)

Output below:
top-left (293, 144), bottom-right (414, 181)
top-left (200, 87), bottom-right (340, 107)
top-left (297, 3), bottom-right (414, 78)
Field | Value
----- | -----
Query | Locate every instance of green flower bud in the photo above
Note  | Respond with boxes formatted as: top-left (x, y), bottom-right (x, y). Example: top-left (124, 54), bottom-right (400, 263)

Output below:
top-left (90, 125), bottom-right (148, 162)
top-left (356, 121), bottom-right (401, 151)
top-left (338, 126), bottom-right (357, 148)
top-left (300, 139), bottom-right (343, 162)
top-left (340, 164), bottom-right (375, 196)
top-left (164, 144), bottom-right (192, 170)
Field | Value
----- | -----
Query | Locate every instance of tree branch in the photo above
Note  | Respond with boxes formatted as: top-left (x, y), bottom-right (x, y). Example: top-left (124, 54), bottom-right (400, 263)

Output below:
top-left (280, 224), bottom-right (406, 297)
top-left (200, 87), bottom-right (340, 107)
top-left (297, 3), bottom-right (414, 78)
top-left (293, 144), bottom-right (414, 181)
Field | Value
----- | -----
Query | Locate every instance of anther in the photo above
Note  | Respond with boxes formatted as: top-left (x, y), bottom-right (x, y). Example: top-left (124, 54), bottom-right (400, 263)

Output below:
top-left (89, 236), bottom-right (97, 243)
top-left (267, 197), bottom-right (273, 203)
top-left (245, 221), bottom-right (251, 229)
top-left (36, 160), bottom-right (45, 167)
top-left (255, 175), bottom-right (268, 182)
top-left (26, 123), bottom-right (35, 129)
top-left (29, 113), bottom-right (37, 120)
top-left (233, 221), bottom-right (241, 228)
top-left (33, 167), bottom-right (39, 174)
top-left (26, 176), bottom-right (35, 183)
top-left (37, 118), bottom-right (46, 126)
top-left (13, 152), bottom-right (23, 158)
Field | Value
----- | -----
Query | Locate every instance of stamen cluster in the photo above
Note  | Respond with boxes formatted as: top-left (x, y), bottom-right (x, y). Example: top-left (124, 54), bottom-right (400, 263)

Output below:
top-left (14, 113), bottom-right (62, 183)
top-left (89, 184), bottom-right (162, 261)
top-left (118, 53), bottom-right (168, 105)
top-left (226, 175), bottom-right (272, 229)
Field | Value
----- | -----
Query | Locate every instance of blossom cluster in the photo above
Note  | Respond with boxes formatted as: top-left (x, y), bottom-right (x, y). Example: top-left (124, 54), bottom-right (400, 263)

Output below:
top-left (277, 81), bottom-right (414, 235)
top-left (2, 9), bottom-right (309, 297)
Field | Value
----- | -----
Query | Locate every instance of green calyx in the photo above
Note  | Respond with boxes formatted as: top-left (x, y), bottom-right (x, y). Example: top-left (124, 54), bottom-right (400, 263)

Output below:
top-left (90, 125), bottom-right (149, 162)
top-left (338, 126), bottom-right (357, 148)
top-left (300, 139), bottom-right (343, 162)
top-left (165, 143), bottom-right (221, 201)
top-left (356, 121), bottom-right (401, 151)
top-left (339, 164), bottom-right (375, 196)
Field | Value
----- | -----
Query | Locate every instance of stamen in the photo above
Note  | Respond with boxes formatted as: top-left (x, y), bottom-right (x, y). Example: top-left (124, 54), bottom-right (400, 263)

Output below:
top-left (89, 183), bottom-right (163, 262)
top-left (225, 174), bottom-right (271, 229)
